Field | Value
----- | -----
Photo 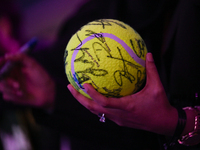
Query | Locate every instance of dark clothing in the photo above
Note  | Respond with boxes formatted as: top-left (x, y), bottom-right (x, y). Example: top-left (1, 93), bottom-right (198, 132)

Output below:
top-left (161, 0), bottom-right (200, 107)
top-left (31, 0), bottom-right (200, 149)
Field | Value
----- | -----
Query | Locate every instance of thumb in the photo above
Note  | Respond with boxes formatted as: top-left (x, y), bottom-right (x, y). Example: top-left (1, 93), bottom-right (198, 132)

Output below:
top-left (145, 53), bottom-right (161, 85)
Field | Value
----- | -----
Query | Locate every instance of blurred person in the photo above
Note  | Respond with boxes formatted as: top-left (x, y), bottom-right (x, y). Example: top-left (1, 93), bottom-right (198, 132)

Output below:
top-left (0, 0), bottom-right (21, 54)
top-left (0, 0), bottom-right (61, 150)
top-left (0, 0), bottom-right (32, 150)
top-left (1, 0), bottom-right (200, 150)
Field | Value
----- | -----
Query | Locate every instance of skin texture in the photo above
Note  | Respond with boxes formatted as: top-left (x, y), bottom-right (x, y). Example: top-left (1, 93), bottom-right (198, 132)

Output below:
top-left (67, 53), bottom-right (195, 136)
top-left (0, 53), bottom-right (55, 110)
top-left (0, 49), bottom-right (195, 138)
top-left (0, 12), bottom-right (55, 110)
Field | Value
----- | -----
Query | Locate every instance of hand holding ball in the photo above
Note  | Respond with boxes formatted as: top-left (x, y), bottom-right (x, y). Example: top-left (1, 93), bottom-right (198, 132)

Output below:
top-left (64, 19), bottom-right (147, 99)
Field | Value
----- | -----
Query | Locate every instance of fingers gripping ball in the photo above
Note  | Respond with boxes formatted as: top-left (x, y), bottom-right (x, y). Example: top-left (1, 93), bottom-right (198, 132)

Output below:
top-left (64, 19), bottom-right (147, 99)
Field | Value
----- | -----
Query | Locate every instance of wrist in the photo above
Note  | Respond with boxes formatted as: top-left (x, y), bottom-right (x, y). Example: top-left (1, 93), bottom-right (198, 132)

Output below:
top-left (163, 106), bottom-right (187, 149)
top-left (149, 106), bottom-right (178, 136)
top-left (164, 106), bottom-right (200, 148)
top-left (178, 106), bottom-right (200, 146)
top-left (181, 107), bottom-right (196, 136)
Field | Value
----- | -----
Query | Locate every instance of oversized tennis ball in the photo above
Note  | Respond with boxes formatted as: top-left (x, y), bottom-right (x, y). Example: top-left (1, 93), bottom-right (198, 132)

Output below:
top-left (64, 19), bottom-right (147, 99)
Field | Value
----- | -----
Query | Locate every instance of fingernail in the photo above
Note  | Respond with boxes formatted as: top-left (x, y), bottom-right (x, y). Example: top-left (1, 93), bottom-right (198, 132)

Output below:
top-left (147, 53), bottom-right (154, 62)
top-left (67, 84), bottom-right (73, 92)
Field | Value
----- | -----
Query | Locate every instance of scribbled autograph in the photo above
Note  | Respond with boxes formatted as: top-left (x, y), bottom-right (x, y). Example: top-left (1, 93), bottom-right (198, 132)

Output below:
top-left (65, 26), bottom-right (145, 97)
top-left (130, 39), bottom-right (146, 58)
top-left (86, 19), bottom-right (127, 29)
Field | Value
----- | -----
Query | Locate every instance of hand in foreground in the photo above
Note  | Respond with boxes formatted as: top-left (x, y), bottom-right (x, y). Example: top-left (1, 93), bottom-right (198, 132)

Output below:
top-left (0, 53), bottom-right (55, 109)
top-left (68, 53), bottom-right (178, 136)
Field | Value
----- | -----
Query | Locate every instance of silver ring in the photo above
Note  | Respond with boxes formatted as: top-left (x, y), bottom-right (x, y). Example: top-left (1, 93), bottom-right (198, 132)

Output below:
top-left (98, 113), bottom-right (106, 123)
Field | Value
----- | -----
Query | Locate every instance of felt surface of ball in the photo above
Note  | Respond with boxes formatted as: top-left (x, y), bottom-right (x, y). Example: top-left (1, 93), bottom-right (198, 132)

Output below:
top-left (64, 19), bottom-right (147, 99)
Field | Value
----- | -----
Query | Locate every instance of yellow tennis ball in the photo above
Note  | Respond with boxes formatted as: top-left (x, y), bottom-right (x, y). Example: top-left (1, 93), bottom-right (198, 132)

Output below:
top-left (64, 19), bottom-right (147, 99)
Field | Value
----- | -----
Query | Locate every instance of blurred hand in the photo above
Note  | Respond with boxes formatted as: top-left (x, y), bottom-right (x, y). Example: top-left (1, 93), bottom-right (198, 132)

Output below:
top-left (0, 30), bottom-right (20, 55)
top-left (0, 53), bottom-right (55, 109)
top-left (68, 53), bottom-right (178, 136)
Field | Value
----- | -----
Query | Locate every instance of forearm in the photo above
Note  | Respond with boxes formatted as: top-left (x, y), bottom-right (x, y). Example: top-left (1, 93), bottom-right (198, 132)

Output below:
top-left (155, 106), bottom-right (199, 148)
